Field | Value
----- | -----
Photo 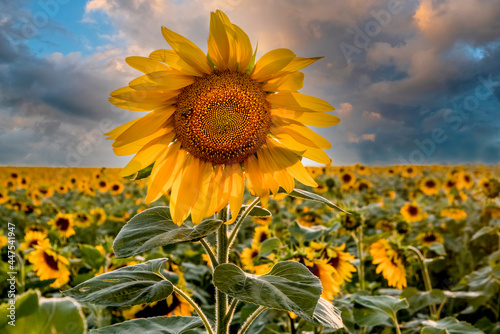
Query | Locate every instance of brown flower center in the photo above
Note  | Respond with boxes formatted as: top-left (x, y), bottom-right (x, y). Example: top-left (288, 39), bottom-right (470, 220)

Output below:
top-left (43, 252), bottom-right (60, 271)
top-left (174, 70), bottom-right (270, 165)
top-left (56, 217), bottom-right (70, 231)
top-left (408, 205), bottom-right (419, 216)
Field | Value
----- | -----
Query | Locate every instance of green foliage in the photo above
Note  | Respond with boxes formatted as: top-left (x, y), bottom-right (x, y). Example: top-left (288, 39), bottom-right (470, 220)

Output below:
top-left (90, 316), bottom-right (203, 334)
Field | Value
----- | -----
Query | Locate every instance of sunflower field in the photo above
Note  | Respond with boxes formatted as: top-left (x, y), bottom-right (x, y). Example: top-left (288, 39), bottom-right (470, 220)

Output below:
top-left (1, 164), bottom-right (499, 333)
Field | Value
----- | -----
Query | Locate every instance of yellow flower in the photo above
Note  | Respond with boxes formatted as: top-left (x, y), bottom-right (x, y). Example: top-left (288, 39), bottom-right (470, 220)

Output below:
top-left (106, 10), bottom-right (338, 225)
top-left (254, 263), bottom-right (274, 275)
top-left (375, 219), bottom-right (394, 232)
top-left (442, 178), bottom-right (456, 194)
top-left (74, 212), bottom-right (92, 228)
top-left (401, 166), bottom-right (418, 178)
top-left (252, 225), bottom-right (270, 246)
top-left (340, 171), bottom-right (356, 187)
top-left (355, 164), bottom-right (370, 175)
top-left (370, 239), bottom-right (407, 289)
top-left (0, 235), bottom-right (7, 248)
top-left (97, 179), bottom-right (110, 193)
top-left (479, 178), bottom-right (500, 199)
top-left (297, 212), bottom-right (323, 227)
top-left (241, 244), bottom-right (260, 270)
top-left (441, 207), bottom-right (467, 220)
top-left (48, 213), bottom-right (75, 238)
top-left (456, 172), bottom-right (473, 190)
top-left (109, 181), bottom-right (124, 195)
top-left (420, 177), bottom-right (440, 195)
top-left (355, 179), bottom-right (372, 192)
top-left (447, 191), bottom-right (467, 204)
top-left (416, 231), bottom-right (444, 247)
top-left (90, 208), bottom-right (107, 225)
top-left (20, 230), bottom-right (47, 251)
top-left (400, 202), bottom-right (425, 223)
top-left (0, 189), bottom-right (8, 204)
top-left (253, 216), bottom-right (272, 226)
top-left (28, 239), bottom-right (70, 288)
top-left (482, 205), bottom-right (500, 219)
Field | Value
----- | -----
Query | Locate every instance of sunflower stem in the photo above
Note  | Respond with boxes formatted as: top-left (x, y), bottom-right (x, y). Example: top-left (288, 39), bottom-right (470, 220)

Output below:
top-left (237, 306), bottom-right (266, 334)
top-left (200, 238), bottom-right (218, 268)
top-left (407, 246), bottom-right (437, 318)
top-left (353, 227), bottom-right (365, 291)
top-left (227, 197), bottom-right (261, 250)
top-left (172, 285), bottom-right (214, 334)
top-left (224, 298), bottom-right (239, 327)
top-left (216, 208), bottom-right (229, 334)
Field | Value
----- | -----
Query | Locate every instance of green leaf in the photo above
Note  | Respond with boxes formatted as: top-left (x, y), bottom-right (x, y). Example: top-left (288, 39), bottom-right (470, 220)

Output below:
top-left (133, 162), bottom-right (154, 180)
top-left (259, 237), bottom-right (281, 256)
top-left (471, 226), bottom-right (496, 241)
top-left (90, 316), bottom-right (203, 334)
top-left (353, 295), bottom-right (409, 327)
top-left (421, 317), bottom-right (484, 334)
top-left (308, 297), bottom-right (344, 329)
top-left (113, 207), bottom-right (223, 258)
top-left (0, 290), bottom-right (39, 327)
top-left (80, 244), bottom-right (106, 270)
top-left (213, 261), bottom-right (321, 320)
top-left (289, 221), bottom-right (325, 243)
top-left (279, 188), bottom-right (347, 213)
top-left (0, 292), bottom-right (86, 334)
top-left (428, 243), bottom-right (446, 256)
top-left (401, 288), bottom-right (446, 315)
top-left (63, 259), bottom-right (173, 307)
top-left (240, 205), bottom-right (272, 217)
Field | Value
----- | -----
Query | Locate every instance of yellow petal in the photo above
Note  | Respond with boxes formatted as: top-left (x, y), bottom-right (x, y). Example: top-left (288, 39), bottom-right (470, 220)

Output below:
top-left (110, 87), bottom-right (179, 111)
top-left (273, 132), bottom-right (332, 164)
top-left (270, 119), bottom-right (331, 149)
top-left (119, 132), bottom-right (175, 177)
top-left (191, 163), bottom-right (216, 225)
top-left (208, 11), bottom-right (231, 70)
top-left (267, 91), bottom-right (334, 112)
top-left (170, 156), bottom-right (206, 225)
top-left (145, 142), bottom-right (183, 203)
top-left (126, 56), bottom-right (171, 74)
top-left (149, 49), bottom-right (201, 77)
top-left (232, 24), bottom-right (253, 72)
top-left (244, 155), bottom-right (269, 207)
top-left (260, 144), bottom-right (294, 193)
top-left (113, 127), bottom-right (171, 156)
top-left (257, 148), bottom-right (280, 195)
top-left (129, 72), bottom-right (193, 91)
top-left (262, 72), bottom-right (304, 92)
top-left (271, 108), bottom-right (340, 127)
top-left (265, 138), bottom-right (317, 188)
top-left (207, 166), bottom-right (225, 215)
top-left (114, 106), bottom-right (175, 147)
top-left (161, 26), bottom-right (212, 76)
top-left (105, 118), bottom-right (140, 139)
top-left (281, 56), bottom-right (323, 73)
top-left (226, 163), bottom-right (244, 224)
top-left (251, 48), bottom-right (295, 82)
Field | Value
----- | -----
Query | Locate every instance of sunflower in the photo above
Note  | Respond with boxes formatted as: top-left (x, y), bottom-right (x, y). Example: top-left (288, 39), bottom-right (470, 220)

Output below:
top-left (400, 202), bottom-right (425, 223)
top-left (20, 230), bottom-right (48, 251)
top-left (38, 185), bottom-right (54, 198)
top-left (303, 259), bottom-right (339, 301)
top-left (0, 235), bottom-right (7, 248)
top-left (370, 239), bottom-right (407, 289)
top-left (355, 164), bottom-right (370, 175)
top-left (48, 213), bottom-right (75, 238)
top-left (18, 176), bottom-right (29, 189)
top-left (109, 181), bottom-right (124, 195)
top-left (56, 184), bottom-right (69, 194)
top-left (28, 239), bottom-right (70, 288)
top-left (252, 225), bottom-right (270, 246)
top-left (340, 171), bottom-right (356, 187)
top-left (420, 177), bottom-right (440, 195)
top-left (479, 178), bottom-right (500, 199)
top-left (297, 211), bottom-right (323, 227)
top-left (375, 219), bottom-right (394, 232)
top-left (481, 205), bottom-right (500, 219)
top-left (253, 216), bottom-right (272, 226)
top-left (341, 211), bottom-right (361, 231)
top-left (74, 212), bottom-right (92, 228)
top-left (90, 208), bottom-right (107, 225)
top-left (0, 189), bottom-right (8, 204)
top-left (97, 180), bottom-right (110, 193)
top-left (355, 179), bottom-right (372, 192)
top-left (241, 244), bottom-right (260, 270)
top-left (456, 171), bottom-right (473, 190)
top-left (416, 231), bottom-right (444, 247)
top-left (442, 179), bottom-right (456, 194)
top-left (401, 166), bottom-right (418, 178)
top-left (31, 189), bottom-right (43, 206)
top-left (106, 10), bottom-right (338, 225)
top-left (440, 207), bottom-right (467, 220)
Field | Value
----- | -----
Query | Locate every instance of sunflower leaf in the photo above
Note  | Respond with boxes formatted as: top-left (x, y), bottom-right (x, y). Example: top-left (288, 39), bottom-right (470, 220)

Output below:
top-left (89, 316), bottom-right (203, 334)
top-left (132, 162), bottom-right (155, 180)
top-left (353, 295), bottom-right (409, 327)
top-left (279, 187), bottom-right (347, 213)
top-left (113, 207), bottom-right (223, 258)
top-left (239, 205), bottom-right (272, 217)
top-left (63, 259), bottom-right (173, 307)
top-left (308, 297), bottom-right (344, 329)
top-left (259, 237), bottom-right (281, 256)
top-left (421, 317), bottom-right (484, 334)
top-left (213, 261), bottom-right (323, 321)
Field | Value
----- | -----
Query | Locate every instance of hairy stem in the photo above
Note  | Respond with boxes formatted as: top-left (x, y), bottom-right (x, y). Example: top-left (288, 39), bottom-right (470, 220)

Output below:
top-left (200, 238), bottom-right (218, 268)
top-left (238, 306), bottom-right (266, 334)
top-left (407, 246), bottom-right (437, 317)
top-left (216, 208), bottom-right (229, 334)
top-left (227, 197), bottom-right (261, 250)
top-left (172, 285), bottom-right (214, 334)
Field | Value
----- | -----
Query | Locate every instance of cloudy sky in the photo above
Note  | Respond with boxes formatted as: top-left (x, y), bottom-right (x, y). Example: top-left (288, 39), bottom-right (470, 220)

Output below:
top-left (1, 0), bottom-right (499, 167)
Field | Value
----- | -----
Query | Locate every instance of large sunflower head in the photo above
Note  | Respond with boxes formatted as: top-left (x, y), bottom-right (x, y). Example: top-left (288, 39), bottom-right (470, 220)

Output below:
top-left (369, 239), bottom-right (407, 289)
top-left (106, 10), bottom-right (339, 225)
top-left (48, 213), bottom-right (75, 238)
top-left (27, 239), bottom-right (70, 288)
top-left (400, 202), bottom-right (425, 223)
top-left (420, 177), bottom-right (440, 195)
